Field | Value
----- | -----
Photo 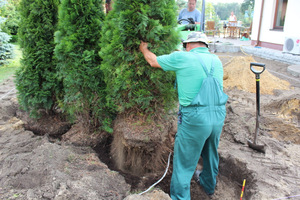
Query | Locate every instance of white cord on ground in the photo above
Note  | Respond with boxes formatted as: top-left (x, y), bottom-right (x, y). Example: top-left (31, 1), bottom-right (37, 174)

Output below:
top-left (0, 88), bottom-right (15, 101)
top-left (272, 194), bottom-right (300, 200)
top-left (138, 152), bottom-right (172, 195)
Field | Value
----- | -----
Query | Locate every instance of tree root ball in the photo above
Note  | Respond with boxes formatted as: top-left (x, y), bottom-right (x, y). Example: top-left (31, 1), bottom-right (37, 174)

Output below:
top-left (110, 114), bottom-right (176, 176)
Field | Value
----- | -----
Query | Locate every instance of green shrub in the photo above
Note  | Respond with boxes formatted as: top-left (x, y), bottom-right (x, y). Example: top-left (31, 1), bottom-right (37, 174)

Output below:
top-left (10, 34), bottom-right (18, 43)
top-left (100, 0), bottom-right (180, 117)
top-left (0, 31), bottom-right (14, 65)
top-left (15, 0), bottom-right (60, 117)
top-left (0, 1), bottom-right (21, 37)
top-left (54, 0), bottom-right (107, 130)
top-left (0, 1), bottom-right (15, 65)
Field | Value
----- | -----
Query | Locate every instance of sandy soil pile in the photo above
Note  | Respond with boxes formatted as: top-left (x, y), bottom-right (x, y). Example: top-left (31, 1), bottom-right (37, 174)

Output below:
top-left (223, 56), bottom-right (291, 94)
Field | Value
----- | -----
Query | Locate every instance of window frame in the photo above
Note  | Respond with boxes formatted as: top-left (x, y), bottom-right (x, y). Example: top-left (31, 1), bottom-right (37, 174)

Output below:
top-left (273, 0), bottom-right (288, 30)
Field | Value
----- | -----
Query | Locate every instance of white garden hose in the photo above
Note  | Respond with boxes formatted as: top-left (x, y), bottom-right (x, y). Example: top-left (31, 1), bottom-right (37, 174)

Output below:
top-left (0, 88), bottom-right (15, 101)
top-left (138, 152), bottom-right (172, 195)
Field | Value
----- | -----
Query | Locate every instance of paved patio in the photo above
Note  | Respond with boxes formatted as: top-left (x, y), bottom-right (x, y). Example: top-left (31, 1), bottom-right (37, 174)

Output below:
top-left (206, 35), bottom-right (300, 77)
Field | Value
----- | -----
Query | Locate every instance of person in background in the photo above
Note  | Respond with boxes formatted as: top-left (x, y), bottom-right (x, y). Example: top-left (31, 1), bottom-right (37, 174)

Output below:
top-left (228, 11), bottom-right (237, 37)
top-left (178, 0), bottom-right (201, 25)
top-left (105, 0), bottom-right (112, 14)
top-left (229, 11), bottom-right (237, 21)
top-left (139, 32), bottom-right (227, 199)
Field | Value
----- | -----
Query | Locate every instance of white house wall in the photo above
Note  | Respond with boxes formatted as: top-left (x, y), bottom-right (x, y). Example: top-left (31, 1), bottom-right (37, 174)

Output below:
top-left (252, 0), bottom-right (300, 47)
top-left (284, 0), bottom-right (300, 36)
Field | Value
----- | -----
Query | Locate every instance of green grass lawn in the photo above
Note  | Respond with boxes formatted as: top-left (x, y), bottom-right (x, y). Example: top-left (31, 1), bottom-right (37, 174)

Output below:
top-left (0, 44), bottom-right (22, 83)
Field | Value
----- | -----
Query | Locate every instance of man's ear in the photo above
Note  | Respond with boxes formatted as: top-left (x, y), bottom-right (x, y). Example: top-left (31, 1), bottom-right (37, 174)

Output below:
top-left (185, 43), bottom-right (190, 51)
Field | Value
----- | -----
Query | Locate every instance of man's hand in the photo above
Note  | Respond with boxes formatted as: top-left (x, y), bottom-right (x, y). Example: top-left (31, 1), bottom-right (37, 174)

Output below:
top-left (139, 41), bottom-right (148, 53)
top-left (139, 41), bottom-right (161, 68)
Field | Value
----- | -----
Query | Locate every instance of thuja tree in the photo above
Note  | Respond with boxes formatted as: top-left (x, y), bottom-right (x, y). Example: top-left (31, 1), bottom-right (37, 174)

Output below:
top-left (54, 0), bottom-right (107, 130)
top-left (16, 0), bottom-right (60, 117)
top-left (100, 0), bottom-right (180, 117)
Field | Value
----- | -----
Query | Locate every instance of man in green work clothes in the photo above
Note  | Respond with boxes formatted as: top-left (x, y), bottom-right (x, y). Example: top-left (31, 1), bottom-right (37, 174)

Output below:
top-left (139, 32), bottom-right (227, 199)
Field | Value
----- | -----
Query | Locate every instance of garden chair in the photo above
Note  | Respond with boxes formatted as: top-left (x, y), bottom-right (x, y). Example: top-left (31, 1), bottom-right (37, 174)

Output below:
top-left (205, 21), bottom-right (219, 38)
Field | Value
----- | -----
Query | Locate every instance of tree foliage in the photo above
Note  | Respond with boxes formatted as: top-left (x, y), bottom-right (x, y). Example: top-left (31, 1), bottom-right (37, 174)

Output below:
top-left (176, 0), bottom-right (186, 13)
top-left (100, 0), bottom-right (180, 117)
top-left (205, 2), bottom-right (220, 24)
top-left (54, 0), bottom-right (107, 130)
top-left (213, 3), bottom-right (241, 21)
top-left (16, 0), bottom-right (60, 117)
top-left (0, 0), bottom-right (20, 38)
top-left (0, 0), bottom-right (15, 64)
top-left (241, 0), bottom-right (254, 15)
top-left (240, 0), bottom-right (254, 26)
top-left (0, 31), bottom-right (14, 65)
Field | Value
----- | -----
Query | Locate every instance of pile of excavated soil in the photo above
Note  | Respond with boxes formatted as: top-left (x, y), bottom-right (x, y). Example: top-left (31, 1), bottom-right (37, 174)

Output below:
top-left (223, 56), bottom-right (291, 94)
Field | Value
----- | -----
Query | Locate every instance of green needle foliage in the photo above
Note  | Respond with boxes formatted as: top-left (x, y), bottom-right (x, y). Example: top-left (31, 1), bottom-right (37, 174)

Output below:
top-left (16, 0), bottom-right (60, 117)
top-left (54, 0), bottom-right (107, 130)
top-left (100, 0), bottom-right (180, 117)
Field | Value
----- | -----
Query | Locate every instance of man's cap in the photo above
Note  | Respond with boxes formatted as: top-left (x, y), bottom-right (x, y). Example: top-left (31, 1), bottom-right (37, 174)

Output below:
top-left (183, 32), bottom-right (208, 48)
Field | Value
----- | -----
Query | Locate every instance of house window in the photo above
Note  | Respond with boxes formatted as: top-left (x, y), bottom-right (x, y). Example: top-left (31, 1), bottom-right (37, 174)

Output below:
top-left (274, 0), bottom-right (288, 29)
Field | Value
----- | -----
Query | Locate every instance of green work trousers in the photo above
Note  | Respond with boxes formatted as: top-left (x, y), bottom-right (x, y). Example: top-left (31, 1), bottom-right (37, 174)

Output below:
top-left (170, 105), bottom-right (226, 200)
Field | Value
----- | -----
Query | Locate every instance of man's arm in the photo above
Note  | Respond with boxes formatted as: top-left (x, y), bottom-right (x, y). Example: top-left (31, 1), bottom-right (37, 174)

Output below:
top-left (178, 9), bottom-right (184, 20)
top-left (195, 9), bottom-right (201, 24)
top-left (139, 41), bottom-right (161, 68)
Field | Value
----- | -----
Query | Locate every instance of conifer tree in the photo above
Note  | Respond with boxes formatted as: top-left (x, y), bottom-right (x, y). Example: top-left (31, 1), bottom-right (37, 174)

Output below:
top-left (100, 0), bottom-right (180, 117)
top-left (16, 0), bottom-right (60, 117)
top-left (54, 0), bottom-right (106, 129)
